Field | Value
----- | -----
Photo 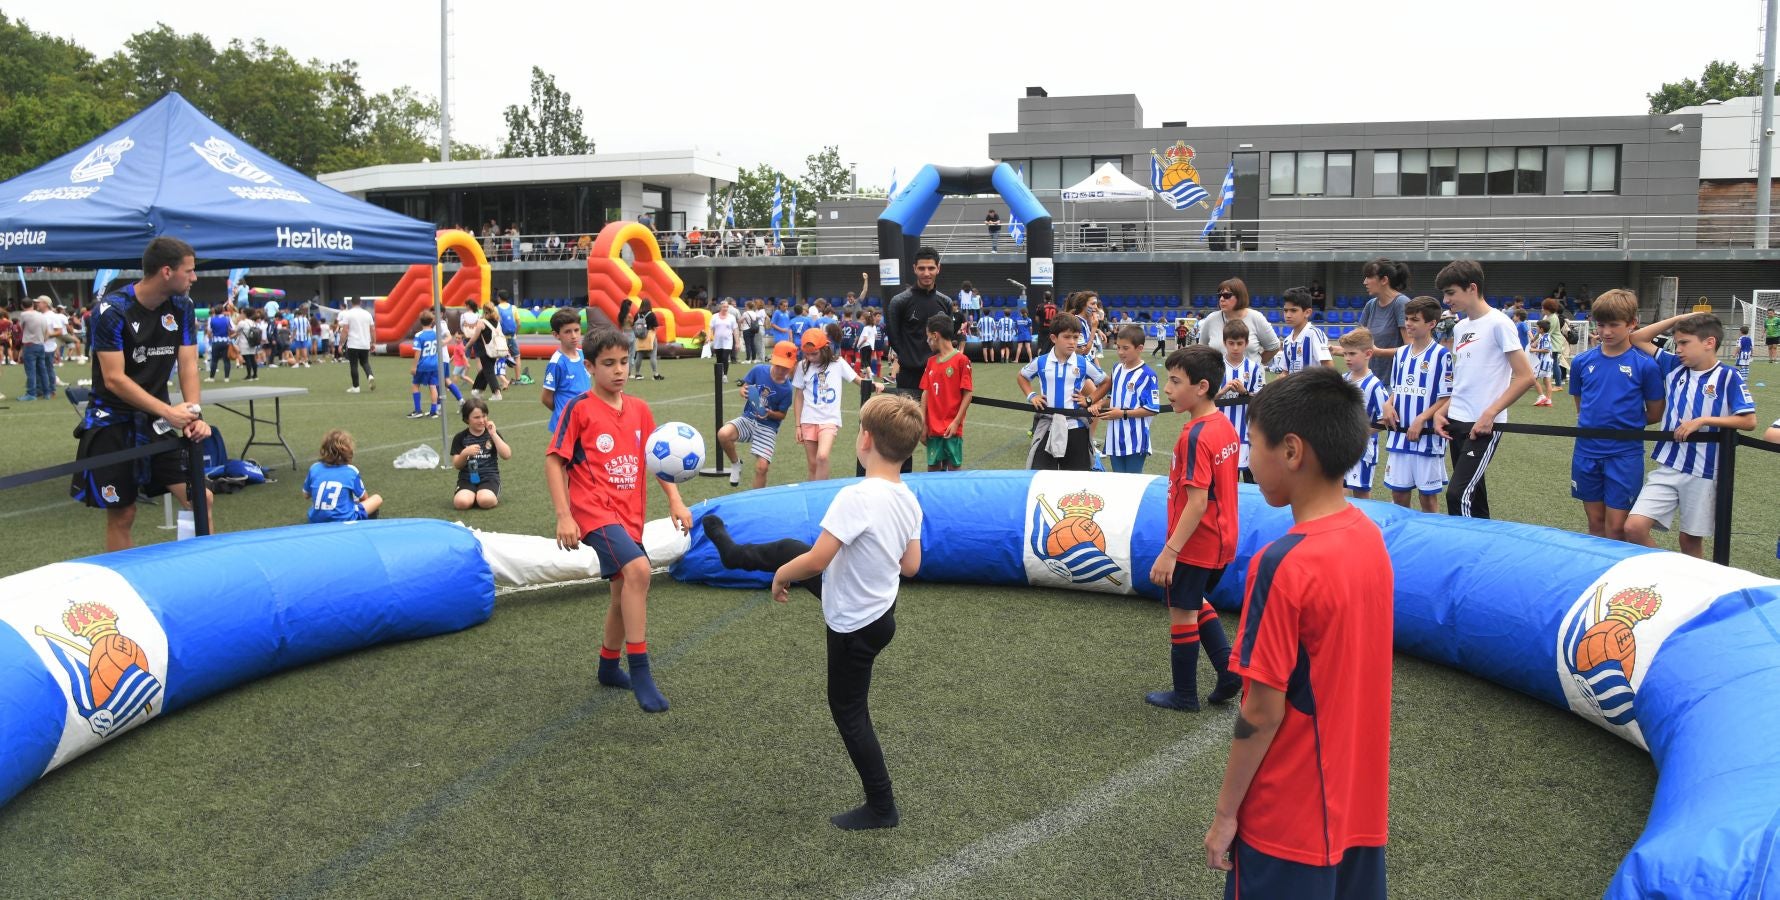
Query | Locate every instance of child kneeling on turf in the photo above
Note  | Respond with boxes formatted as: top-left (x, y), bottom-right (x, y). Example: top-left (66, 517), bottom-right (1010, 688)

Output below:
top-left (452, 397), bottom-right (512, 509)
top-left (1205, 367), bottom-right (1393, 898)
top-left (304, 429), bottom-right (383, 523)
top-left (700, 394), bottom-right (924, 829)
top-left (718, 340), bottom-right (797, 489)
top-left (546, 325), bottom-right (693, 713)
top-left (1147, 345), bottom-right (1243, 711)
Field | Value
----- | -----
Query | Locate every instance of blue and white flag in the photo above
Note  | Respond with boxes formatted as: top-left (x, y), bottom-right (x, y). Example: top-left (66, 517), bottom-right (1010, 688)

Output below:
top-left (1152, 153), bottom-right (1209, 211)
top-left (1027, 502), bottom-right (1122, 585)
top-left (226, 267), bottom-right (250, 301)
top-left (1202, 162), bottom-right (1236, 238)
top-left (788, 186), bottom-right (797, 237)
top-left (724, 191), bottom-right (735, 229)
top-left (886, 168), bottom-right (900, 203)
top-left (770, 178), bottom-right (783, 248)
top-left (15, 266), bottom-right (25, 295)
top-left (92, 268), bottom-right (120, 299)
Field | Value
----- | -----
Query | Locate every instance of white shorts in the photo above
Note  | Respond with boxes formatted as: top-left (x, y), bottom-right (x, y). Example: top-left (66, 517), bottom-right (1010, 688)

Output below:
top-left (1385, 451), bottom-right (1448, 495)
top-left (1344, 442), bottom-right (1378, 492)
top-left (1630, 465), bottom-right (1716, 537)
top-left (1237, 441), bottom-right (1251, 472)
top-left (726, 416), bottom-right (780, 462)
top-left (1535, 355), bottom-right (1554, 379)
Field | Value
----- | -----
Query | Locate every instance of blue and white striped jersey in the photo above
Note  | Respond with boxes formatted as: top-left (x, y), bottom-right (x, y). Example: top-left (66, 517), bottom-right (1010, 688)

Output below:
top-left (1387, 341), bottom-right (1453, 457)
top-left (1219, 357), bottom-right (1265, 445)
top-left (1019, 350), bottom-right (1107, 430)
top-left (1650, 349), bottom-right (1755, 479)
top-left (1105, 362), bottom-right (1161, 456)
top-left (291, 314), bottom-right (311, 342)
top-left (1347, 371), bottom-right (1390, 466)
top-left (1000, 314), bottom-right (1017, 341)
top-left (1281, 324), bottom-right (1331, 374)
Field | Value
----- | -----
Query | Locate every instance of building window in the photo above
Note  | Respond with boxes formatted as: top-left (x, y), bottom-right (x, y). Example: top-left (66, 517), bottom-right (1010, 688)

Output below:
top-left (1061, 157), bottom-right (1092, 188)
top-left (1517, 148), bottom-right (1546, 194)
top-left (1373, 151), bottom-right (1399, 197)
top-left (1430, 149), bottom-right (1458, 196)
top-left (1031, 158), bottom-right (1061, 192)
top-left (1091, 156), bottom-right (1124, 174)
top-left (1400, 149), bottom-right (1429, 196)
top-left (1565, 145), bottom-right (1619, 194)
top-left (1458, 148), bottom-right (1487, 196)
top-left (1270, 151), bottom-right (1353, 197)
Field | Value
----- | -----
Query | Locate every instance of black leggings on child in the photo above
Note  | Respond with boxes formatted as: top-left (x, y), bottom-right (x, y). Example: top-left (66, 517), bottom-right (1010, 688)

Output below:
top-left (827, 607), bottom-right (897, 815)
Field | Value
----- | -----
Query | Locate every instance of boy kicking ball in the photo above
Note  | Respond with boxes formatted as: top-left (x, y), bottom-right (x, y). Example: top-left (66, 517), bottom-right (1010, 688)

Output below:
top-left (1147, 345), bottom-right (1243, 711)
top-left (1205, 367), bottom-right (1393, 899)
top-left (718, 340), bottom-right (797, 489)
top-left (546, 325), bottom-right (692, 713)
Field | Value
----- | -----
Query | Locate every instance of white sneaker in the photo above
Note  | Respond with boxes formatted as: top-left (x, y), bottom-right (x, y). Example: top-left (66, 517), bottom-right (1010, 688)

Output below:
top-left (368, 376), bottom-right (376, 391)
top-left (489, 392), bottom-right (503, 401)
top-left (346, 386), bottom-right (360, 394)
top-left (224, 378), bottom-right (230, 383)
top-left (729, 467), bottom-right (741, 487)
top-left (205, 377), bottom-right (215, 383)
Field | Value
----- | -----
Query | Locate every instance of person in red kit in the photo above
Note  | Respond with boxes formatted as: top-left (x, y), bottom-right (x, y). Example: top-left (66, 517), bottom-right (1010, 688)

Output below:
top-left (1205, 367), bottom-right (1392, 899)
top-left (546, 325), bottom-right (692, 713)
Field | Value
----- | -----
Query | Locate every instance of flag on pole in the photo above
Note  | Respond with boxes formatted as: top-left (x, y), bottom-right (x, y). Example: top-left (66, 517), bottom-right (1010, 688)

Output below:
top-left (16, 267), bottom-right (26, 296)
top-left (1008, 166), bottom-right (1027, 246)
top-left (724, 191), bottom-right (735, 229)
top-left (1152, 153), bottom-right (1209, 211)
top-left (92, 268), bottom-right (120, 299)
top-left (1202, 162), bottom-right (1236, 239)
top-left (788, 186), bottom-right (797, 237)
top-left (886, 168), bottom-right (900, 203)
top-left (771, 178), bottom-right (783, 248)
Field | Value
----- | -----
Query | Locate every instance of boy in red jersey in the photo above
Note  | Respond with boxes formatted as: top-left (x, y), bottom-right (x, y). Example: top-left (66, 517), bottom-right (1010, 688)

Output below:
top-left (920, 312), bottom-right (973, 471)
top-left (546, 325), bottom-right (693, 713)
top-left (1205, 366), bottom-right (1392, 899)
top-left (1146, 345), bottom-right (1243, 711)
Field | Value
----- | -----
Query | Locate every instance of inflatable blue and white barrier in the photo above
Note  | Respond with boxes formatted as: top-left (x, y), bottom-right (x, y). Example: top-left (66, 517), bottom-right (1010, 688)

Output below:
top-left (0, 519), bottom-right (495, 810)
top-left (675, 471), bottom-right (1780, 899)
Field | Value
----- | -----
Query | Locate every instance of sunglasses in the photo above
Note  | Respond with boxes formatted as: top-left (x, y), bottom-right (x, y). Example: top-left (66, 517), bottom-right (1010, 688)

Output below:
top-left (1217, 291), bottom-right (1236, 299)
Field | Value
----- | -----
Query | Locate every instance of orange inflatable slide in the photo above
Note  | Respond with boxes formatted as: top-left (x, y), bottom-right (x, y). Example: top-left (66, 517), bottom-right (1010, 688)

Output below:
top-left (374, 229), bottom-right (491, 344)
top-left (585, 221), bottom-right (711, 344)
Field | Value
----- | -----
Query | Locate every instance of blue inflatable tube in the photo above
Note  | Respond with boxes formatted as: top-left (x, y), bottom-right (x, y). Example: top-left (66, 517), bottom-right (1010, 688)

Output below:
top-left (0, 519), bottom-right (494, 810)
top-left (674, 471), bottom-right (1780, 898)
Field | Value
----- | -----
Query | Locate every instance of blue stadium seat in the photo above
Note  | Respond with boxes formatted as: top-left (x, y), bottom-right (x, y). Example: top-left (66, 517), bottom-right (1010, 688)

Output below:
top-left (1343, 311), bottom-right (1359, 324)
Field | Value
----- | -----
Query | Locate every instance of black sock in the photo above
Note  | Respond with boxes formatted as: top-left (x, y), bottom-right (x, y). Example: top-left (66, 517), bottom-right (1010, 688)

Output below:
top-left (701, 514), bottom-right (822, 598)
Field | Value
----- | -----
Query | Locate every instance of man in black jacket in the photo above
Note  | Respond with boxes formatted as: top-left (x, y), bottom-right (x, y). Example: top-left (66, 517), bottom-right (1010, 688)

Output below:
top-left (884, 246), bottom-right (954, 392)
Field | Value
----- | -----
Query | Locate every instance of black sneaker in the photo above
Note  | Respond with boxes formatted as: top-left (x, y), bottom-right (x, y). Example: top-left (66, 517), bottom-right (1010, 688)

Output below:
top-left (406, 410), bottom-right (426, 419)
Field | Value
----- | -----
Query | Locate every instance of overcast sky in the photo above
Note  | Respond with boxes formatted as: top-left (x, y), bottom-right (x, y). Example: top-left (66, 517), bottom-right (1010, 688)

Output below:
top-left (17, 0), bottom-right (1769, 183)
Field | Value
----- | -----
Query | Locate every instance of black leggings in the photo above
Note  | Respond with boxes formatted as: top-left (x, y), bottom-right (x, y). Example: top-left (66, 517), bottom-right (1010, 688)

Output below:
top-left (347, 348), bottom-right (373, 387)
top-left (827, 608), bottom-right (897, 810)
top-left (715, 347), bottom-right (733, 378)
top-left (472, 350), bottom-right (497, 392)
top-left (209, 342), bottom-right (232, 378)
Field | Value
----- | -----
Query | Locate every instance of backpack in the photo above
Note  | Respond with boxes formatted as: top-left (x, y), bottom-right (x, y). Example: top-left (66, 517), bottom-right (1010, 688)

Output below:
top-left (246, 323), bottom-right (262, 348)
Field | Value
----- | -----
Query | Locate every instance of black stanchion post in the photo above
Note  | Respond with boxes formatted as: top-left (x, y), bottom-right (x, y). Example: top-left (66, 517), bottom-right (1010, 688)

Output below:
top-left (186, 435), bottom-right (211, 537)
top-left (699, 356), bottom-right (728, 477)
top-left (1713, 428), bottom-right (1737, 566)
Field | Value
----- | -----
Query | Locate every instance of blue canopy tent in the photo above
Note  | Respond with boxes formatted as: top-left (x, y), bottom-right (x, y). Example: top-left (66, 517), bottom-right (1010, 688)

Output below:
top-left (0, 92), bottom-right (435, 268)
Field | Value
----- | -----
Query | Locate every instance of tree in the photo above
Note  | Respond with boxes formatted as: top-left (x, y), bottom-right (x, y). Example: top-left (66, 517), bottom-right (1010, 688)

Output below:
top-left (723, 162), bottom-right (793, 229)
top-left (795, 145), bottom-right (852, 231)
top-left (0, 14), bottom-right (132, 180)
top-left (1648, 59), bottom-right (1771, 114)
top-left (501, 67), bottom-right (593, 158)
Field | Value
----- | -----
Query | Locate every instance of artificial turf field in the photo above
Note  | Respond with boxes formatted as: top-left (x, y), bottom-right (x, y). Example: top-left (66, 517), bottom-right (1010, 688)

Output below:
top-left (2, 348), bottom-right (1777, 898)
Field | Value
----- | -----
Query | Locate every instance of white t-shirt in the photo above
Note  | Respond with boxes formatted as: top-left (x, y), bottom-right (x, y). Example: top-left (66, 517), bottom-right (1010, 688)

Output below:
top-left (341, 306), bottom-right (375, 350)
top-left (46, 312), bottom-right (67, 350)
top-left (460, 308), bottom-right (481, 336)
top-left (796, 357), bottom-right (858, 426)
top-left (1449, 308), bottom-right (1523, 423)
top-left (711, 311), bottom-right (736, 349)
top-left (819, 478), bottom-right (922, 632)
top-left (857, 324), bottom-right (879, 351)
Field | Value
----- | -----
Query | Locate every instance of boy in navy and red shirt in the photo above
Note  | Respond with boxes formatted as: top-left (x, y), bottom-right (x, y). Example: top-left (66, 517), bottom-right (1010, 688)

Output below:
top-left (546, 325), bottom-right (692, 712)
top-left (1205, 367), bottom-right (1392, 899)
top-left (1146, 345), bottom-right (1243, 711)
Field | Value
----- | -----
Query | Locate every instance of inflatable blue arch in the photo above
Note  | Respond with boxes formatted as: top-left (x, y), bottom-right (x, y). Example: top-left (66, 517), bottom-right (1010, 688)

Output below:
top-left (878, 163), bottom-right (1053, 309)
top-left (4, 473), bottom-right (1780, 898)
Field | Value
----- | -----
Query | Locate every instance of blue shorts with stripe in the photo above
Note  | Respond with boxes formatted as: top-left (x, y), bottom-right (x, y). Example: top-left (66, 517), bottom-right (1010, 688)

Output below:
top-left (1571, 452), bottom-right (1643, 510)
top-left (583, 524), bottom-right (648, 578)
top-left (1224, 837), bottom-right (1385, 900)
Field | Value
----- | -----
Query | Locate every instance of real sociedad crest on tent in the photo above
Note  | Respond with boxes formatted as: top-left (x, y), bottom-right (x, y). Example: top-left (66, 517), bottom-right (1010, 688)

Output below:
top-left (1022, 471), bottom-right (1149, 595)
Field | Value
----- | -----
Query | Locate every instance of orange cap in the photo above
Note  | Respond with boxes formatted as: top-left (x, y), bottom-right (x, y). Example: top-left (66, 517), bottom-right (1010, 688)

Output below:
top-left (771, 340), bottom-right (798, 368)
top-left (800, 327), bottom-right (829, 353)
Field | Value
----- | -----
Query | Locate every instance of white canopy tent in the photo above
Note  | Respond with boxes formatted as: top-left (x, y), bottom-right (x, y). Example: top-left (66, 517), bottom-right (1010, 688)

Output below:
top-left (1059, 163), bottom-right (1153, 251)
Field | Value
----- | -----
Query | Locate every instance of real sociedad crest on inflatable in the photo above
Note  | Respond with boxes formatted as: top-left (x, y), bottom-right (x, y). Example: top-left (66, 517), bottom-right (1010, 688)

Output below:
top-left (1022, 471), bottom-right (1148, 594)
top-left (0, 564), bottom-right (168, 771)
top-left (1556, 553), bottom-right (1771, 749)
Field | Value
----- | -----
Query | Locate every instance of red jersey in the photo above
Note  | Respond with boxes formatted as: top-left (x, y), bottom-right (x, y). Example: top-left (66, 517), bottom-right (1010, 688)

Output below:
top-left (920, 350), bottom-right (973, 437)
top-left (1168, 412), bottom-right (1239, 567)
top-left (1229, 504), bottom-right (1392, 866)
top-left (547, 392), bottom-right (656, 541)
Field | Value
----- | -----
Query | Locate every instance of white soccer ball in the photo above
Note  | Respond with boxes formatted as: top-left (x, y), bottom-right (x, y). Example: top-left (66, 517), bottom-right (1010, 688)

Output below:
top-left (645, 421), bottom-right (705, 484)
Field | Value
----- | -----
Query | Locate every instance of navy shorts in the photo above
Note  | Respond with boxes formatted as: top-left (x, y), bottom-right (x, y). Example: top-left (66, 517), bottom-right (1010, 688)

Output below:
top-left (1224, 837), bottom-right (1385, 900)
top-left (583, 524), bottom-right (648, 578)
top-left (1571, 453), bottom-right (1643, 510)
top-left (412, 367), bottom-right (440, 386)
top-left (70, 419), bottom-right (191, 509)
top-left (1166, 563), bottom-right (1224, 610)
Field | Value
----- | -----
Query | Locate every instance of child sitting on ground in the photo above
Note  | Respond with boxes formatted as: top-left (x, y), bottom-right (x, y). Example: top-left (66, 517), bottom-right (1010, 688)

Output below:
top-left (702, 393), bottom-right (925, 830)
top-left (1206, 366), bottom-right (1392, 897)
top-left (1336, 328), bottom-right (1395, 499)
top-left (1147, 345), bottom-right (1243, 711)
top-left (717, 340), bottom-right (797, 489)
top-left (303, 429), bottom-right (383, 523)
top-left (452, 397), bottom-right (512, 510)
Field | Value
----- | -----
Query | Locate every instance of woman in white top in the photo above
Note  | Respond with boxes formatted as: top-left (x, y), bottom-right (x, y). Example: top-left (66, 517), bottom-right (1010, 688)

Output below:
top-left (710, 300), bottom-right (738, 379)
top-left (740, 300), bottom-right (764, 364)
top-left (1196, 278), bottom-right (1282, 367)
